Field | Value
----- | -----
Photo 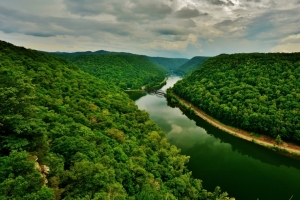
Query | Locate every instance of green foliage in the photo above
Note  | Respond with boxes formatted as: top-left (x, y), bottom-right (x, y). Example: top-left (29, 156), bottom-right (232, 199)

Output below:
top-left (0, 40), bottom-right (232, 199)
top-left (276, 135), bottom-right (282, 145)
top-left (173, 53), bottom-right (300, 143)
top-left (174, 56), bottom-right (210, 76)
top-left (148, 57), bottom-right (189, 72)
top-left (0, 151), bottom-right (54, 199)
top-left (55, 54), bottom-right (166, 90)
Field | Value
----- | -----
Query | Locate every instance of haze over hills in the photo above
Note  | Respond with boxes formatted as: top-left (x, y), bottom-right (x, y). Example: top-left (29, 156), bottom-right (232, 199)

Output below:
top-left (147, 57), bottom-right (189, 72)
top-left (172, 53), bottom-right (300, 143)
top-left (174, 56), bottom-right (210, 76)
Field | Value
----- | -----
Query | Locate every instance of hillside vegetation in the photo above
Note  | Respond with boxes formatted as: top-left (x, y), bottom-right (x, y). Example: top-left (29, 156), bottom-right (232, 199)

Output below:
top-left (172, 53), bottom-right (300, 143)
top-left (0, 41), bottom-right (232, 199)
top-left (148, 57), bottom-right (189, 72)
top-left (174, 56), bottom-right (210, 76)
top-left (54, 54), bottom-right (166, 90)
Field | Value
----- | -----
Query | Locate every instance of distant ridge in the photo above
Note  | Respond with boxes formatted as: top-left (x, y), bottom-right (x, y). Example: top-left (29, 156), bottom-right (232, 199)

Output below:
top-left (174, 56), bottom-right (210, 76)
top-left (51, 50), bottom-right (189, 72)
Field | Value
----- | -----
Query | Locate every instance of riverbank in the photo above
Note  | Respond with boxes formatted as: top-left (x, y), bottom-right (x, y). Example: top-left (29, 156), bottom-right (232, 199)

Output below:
top-left (173, 93), bottom-right (300, 156)
top-left (125, 77), bottom-right (168, 92)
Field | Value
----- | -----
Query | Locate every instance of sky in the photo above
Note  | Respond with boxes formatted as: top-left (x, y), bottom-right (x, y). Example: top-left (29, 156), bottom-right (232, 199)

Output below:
top-left (0, 0), bottom-right (299, 58)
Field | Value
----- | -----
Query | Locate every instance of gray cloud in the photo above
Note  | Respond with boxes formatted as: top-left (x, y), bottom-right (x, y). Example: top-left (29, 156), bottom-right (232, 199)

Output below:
top-left (64, 0), bottom-right (173, 22)
top-left (207, 0), bottom-right (235, 6)
top-left (245, 0), bottom-right (261, 2)
top-left (174, 7), bottom-right (207, 18)
top-left (0, 0), bottom-right (299, 57)
top-left (149, 26), bottom-right (186, 35)
top-left (0, 5), bottom-right (135, 38)
top-left (245, 8), bottom-right (300, 40)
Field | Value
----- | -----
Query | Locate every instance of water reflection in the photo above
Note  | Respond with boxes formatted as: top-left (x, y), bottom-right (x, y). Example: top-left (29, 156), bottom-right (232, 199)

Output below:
top-left (130, 76), bottom-right (300, 200)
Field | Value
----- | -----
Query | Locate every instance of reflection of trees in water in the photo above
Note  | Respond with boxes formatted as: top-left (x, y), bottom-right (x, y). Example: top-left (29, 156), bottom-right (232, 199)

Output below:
top-left (166, 98), bottom-right (300, 170)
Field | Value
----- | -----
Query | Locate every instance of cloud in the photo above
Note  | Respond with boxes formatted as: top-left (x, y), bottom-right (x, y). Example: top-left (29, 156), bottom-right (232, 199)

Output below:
top-left (271, 43), bottom-right (300, 53)
top-left (0, 0), bottom-right (300, 58)
top-left (63, 0), bottom-right (173, 22)
top-left (207, 0), bottom-right (235, 6)
top-left (146, 34), bottom-right (198, 52)
top-left (280, 34), bottom-right (300, 43)
top-left (214, 17), bottom-right (247, 37)
top-left (149, 26), bottom-right (186, 35)
top-left (174, 6), bottom-right (207, 18)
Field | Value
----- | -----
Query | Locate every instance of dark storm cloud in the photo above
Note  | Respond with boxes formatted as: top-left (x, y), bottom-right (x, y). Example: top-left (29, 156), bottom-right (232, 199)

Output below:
top-left (174, 7), bottom-right (207, 18)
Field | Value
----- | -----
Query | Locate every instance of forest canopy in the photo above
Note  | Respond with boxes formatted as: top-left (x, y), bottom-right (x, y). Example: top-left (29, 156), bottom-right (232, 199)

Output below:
top-left (53, 53), bottom-right (167, 90)
top-left (147, 57), bottom-right (189, 72)
top-left (172, 53), bottom-right (300, 143)
top-left (0, 40), bottom-right (233, 199)
top-left (174, 56), bottom-right (210, 76)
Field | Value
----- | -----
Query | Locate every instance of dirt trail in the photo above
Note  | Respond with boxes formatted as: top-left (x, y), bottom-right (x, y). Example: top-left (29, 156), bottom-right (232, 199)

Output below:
top-left (174, 94), bottom-right (300, 156)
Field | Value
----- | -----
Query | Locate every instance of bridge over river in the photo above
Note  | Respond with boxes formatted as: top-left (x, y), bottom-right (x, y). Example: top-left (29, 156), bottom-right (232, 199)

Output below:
top-left (144, 88), bottom-right (166, 96)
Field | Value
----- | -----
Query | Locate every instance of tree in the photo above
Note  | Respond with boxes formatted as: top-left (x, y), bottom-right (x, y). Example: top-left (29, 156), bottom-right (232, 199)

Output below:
top-left (276, 134), bottom-right (282, 145)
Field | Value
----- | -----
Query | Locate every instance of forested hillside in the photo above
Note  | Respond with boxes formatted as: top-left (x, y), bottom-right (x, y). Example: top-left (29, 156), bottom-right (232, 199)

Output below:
top-left (54, 50), bottom-right (133, 56)
top-left (148, 57), bottom-right (189, 72)
top-left (0, 41), bottom-right (232, 199)
top-left (174, 56), bottom-right (210, 76)
top-left (54, 54), bottom-right (166, 90)
top-left (172, 53), bottom-right (300, 143)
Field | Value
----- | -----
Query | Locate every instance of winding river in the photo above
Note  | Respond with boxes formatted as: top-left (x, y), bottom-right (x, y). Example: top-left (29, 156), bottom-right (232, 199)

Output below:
top-left (128, 76), bottom-right (300, 200)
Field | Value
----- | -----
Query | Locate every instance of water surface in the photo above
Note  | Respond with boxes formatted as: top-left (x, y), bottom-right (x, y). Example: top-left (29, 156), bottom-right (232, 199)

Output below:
top-left (130, 76), bottom-right (300, 200)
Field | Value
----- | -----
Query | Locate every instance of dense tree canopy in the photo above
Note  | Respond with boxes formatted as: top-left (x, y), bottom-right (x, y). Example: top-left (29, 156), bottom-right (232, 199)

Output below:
top-left (172, 53), bottom-right (300, 143)
top-left (54, 54), bottom-right (167, 90)
top-left (174, 56), bottom-right (210, 76)
top-left (148, 57), bottom-right (189, 72)
top-left (0, 41), bottom-right (233, 199)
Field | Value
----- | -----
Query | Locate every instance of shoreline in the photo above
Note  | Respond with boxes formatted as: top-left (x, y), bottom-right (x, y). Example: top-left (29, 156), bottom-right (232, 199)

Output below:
top-left (126, 77), bottom-right (168, 92)
top-left (173, 93), bottom-right (300, 156)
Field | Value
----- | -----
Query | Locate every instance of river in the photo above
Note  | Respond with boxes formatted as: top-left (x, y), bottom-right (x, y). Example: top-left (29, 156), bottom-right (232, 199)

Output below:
top-left (128, 76), bottom-right (300, 200)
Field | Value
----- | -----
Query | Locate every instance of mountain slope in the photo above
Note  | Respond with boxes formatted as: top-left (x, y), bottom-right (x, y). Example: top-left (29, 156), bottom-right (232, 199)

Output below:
top-left (172, 53), bottom-right (300, 143)
top-left (55, 54), bottom-right (167, 89)
top-left (0, 41), bottom-right (232, 199)
top-left (147, 57), bottom-right (189, 72)
top-left (53, 50), bottom-right (189, 72)
top-left (174, 56), bottom-right (210, 76)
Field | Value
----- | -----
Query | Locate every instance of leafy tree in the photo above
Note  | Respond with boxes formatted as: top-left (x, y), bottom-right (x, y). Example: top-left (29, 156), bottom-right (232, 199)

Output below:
top-left (172, 52), bottom-right (300, 143)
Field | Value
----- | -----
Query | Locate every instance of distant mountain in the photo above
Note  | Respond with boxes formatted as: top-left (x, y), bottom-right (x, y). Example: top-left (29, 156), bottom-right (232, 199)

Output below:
top-left (53, 49), bottom-right (133, 56)
top-left (147, 57), bottom-right (189, 72)
top-left (52, 50), bottom-right (189, 72)
top-left (54, 53), bottom-right (167, 90)
top-left (174, 56), bottom-right (210, 76)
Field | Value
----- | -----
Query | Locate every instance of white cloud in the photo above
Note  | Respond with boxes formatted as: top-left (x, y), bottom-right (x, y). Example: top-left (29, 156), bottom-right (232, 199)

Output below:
top-left (271, 43), bottom-right (300, 53)
top-left (280, 34), bottom-right (300, 43)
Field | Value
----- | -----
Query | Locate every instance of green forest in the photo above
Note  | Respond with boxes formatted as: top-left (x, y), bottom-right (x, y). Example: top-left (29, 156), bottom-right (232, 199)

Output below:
top-left (172, 53), bottom-right (300, 143)
top-left (0, 40), bottom-right (233, 199)
top-left (148, 57), bottom-right (189, 72)
top-left (54, 54), bottom-right (166, 90)
top-left (174, 57), bottom-right (210, 76)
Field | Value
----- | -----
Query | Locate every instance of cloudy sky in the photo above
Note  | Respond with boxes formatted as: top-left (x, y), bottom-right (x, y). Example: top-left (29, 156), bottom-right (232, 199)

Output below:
top-left (0, 0), bottom-right (299, 58)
